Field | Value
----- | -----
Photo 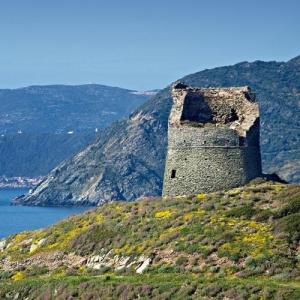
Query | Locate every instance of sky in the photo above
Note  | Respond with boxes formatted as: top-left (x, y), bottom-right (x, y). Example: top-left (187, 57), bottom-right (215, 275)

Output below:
top-left (0, 0), bottom-right (300, 90)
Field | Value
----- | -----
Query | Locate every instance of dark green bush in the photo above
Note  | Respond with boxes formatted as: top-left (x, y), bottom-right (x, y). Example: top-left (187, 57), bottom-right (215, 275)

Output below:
top-left (26, 265), bottom-right (49, 277)
top-left (275, 212), bottom-right (300, 241)
top-left (225, 205), bottom-right (256, 218)
top-left (0, 271), bottom-right (12, 279)
top-left (277, 195), bottom-right (300, 218)
top-left (175, 256), bottom-right (188, 266)
top-left (255, 209), bottom-right (273, 221)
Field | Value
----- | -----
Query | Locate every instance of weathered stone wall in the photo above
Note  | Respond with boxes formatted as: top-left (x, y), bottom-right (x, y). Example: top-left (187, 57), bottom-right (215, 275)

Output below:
top-left (162, 83), bottom-right (262, 196)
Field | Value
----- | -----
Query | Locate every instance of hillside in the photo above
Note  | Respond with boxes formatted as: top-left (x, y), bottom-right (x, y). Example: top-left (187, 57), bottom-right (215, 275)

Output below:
top-left (0, 133), bottom-right (94, 177)
top-left (2, 180), bottom-right (300, 299)
top-left (0, 84), bottom-right (152, 134)
top-left (0, 84), bottom-right (151, 177)
top-left (16, 56), bottom-right (300, 206)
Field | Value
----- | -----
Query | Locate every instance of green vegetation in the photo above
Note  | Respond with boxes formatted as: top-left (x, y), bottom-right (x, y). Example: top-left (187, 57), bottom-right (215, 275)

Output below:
top-left (1, 274), bottom-right (300, 300)
top-left (1, 180), bottom-right (300, 299)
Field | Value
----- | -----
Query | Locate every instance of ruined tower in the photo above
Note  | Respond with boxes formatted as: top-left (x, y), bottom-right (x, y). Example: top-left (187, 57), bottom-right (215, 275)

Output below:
top-left (162, 82), bottom-right (262, 196)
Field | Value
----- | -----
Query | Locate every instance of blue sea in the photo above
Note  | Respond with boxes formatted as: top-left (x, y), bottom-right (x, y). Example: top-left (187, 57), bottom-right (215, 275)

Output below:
top-left (0, 188), bottom-right (89, 238)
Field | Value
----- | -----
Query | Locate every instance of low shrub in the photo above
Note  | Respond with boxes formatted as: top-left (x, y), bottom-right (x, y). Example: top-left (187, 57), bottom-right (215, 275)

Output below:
top-left (175, 256), bottom-right (188, 266)
top-left (277, 195), bottom-right (300, 218)
top-left (0, 271), bottom-right (12, 280)
top-left (275, 212), bottom-right (300, 241)
top-left (225, 205), bottom-right (256, 219)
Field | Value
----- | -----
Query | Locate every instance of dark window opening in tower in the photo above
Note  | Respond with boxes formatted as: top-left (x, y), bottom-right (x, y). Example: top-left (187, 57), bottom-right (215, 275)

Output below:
top-left (228, 108), bottom-right (239, 122)
top-left (180, 92), bottom-right (213, 123)
top-left (171, 170), bottom-right (176, 178)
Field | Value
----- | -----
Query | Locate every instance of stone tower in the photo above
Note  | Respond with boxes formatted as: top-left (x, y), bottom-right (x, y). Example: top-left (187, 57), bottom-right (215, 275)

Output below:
top-left (162, 82), bottom-right (262, 196)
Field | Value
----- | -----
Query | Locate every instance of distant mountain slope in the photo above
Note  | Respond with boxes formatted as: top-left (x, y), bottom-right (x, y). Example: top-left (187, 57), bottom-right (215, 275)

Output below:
top-left (16, 56), bottom-right (300, 206)
top-left (0, 133), bottom-right (94, 177)
top-left (0, 84), bottom-right (151, 177)
top-left (0, 84), bottom-right (151, 134)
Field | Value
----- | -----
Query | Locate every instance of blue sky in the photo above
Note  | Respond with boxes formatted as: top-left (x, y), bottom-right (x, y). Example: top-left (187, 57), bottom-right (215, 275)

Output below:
top-left (0, 0), bottom-right (299, 90)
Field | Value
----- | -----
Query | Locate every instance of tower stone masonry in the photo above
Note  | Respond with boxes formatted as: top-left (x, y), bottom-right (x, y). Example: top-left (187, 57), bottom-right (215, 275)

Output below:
top-left (162, 82), bottom-right (262, 196)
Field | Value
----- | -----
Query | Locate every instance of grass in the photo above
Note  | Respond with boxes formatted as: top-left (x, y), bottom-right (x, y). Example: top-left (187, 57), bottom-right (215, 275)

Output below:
top-left (1, 273), bottom-right (300, 299)
top-left (1, 179), bottom-right (300, 298)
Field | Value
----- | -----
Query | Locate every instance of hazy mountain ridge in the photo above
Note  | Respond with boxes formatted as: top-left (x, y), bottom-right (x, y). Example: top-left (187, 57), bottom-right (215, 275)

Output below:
top-left (0, 84), bottom-right (151, 177)
top-left (15, 56), bottom-right (300, 206)
top-left (0, 84), bottom-right (151, 134)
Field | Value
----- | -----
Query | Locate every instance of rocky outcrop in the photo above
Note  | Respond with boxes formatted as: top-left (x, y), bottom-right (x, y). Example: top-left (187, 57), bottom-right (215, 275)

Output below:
top-left (0, 239), bottom-right (6, 251)
top-left (86, 252), bottom-right (152, 274)
top-left (1, 243), bottom-right (152, 274)
top-left (1, 251), bottom-right (86, 272)
top-left (14, 56), bottom-right (300, 206)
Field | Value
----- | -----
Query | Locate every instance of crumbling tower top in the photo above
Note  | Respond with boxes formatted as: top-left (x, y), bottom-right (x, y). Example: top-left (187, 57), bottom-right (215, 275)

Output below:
top-left (170, 82), bottom-right (259, 137)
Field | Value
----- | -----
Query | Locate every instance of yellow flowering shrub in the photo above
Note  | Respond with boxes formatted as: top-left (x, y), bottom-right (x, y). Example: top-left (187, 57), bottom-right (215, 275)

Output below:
top-left (271, 184), bottom-right (284, 192)
top-left (114, 244), bottom-right (134, 254)
top-left (95, 213), bottom-right (104, 223)
top-left (183, 209), bottom-right (205, 221)
top-left (196, 193), bottom-right (206, 200)
top-left (226, 188), bottom-right (241, 196)
top-left (12, 232), bottom-right (30, 243)
top-left (12, 271), bottom-right (26, 281)
top-left (155, 210), bottom-right (172, 218)
top-left (241, 191), bottom-right (251, 198)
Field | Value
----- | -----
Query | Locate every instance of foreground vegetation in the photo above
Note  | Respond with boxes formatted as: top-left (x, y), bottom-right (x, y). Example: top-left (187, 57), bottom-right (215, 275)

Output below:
top-left (1, 179), bottom-right (300, 299)
top-left (1, 273), bottom-right (300, 299)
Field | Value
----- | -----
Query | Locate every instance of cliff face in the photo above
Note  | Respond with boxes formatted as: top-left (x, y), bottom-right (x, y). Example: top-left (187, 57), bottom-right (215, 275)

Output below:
top-left (15, 56), bottom-right (300, 206)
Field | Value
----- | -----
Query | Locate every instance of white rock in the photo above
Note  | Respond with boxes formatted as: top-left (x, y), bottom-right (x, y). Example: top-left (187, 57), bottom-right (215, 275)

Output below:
top-left (86, 254), bottom-right (107, 269)
top-left (126, 260), bottom-right (137, 268)
top-left (38, 238), bottom-right (47, 247)
top-left (136, 258), bottom-right (151, 274)
top-left (91, 255), bottom-right (100, 262)
top-left (89, 263), bottom-right (102, 270)
top-left (30, 244), bottom-right (38, 253)
top-left (115, 256), bottom-right (131, 270)
top-left (0, 239), bottom-right (6, 251)
top-left (19, 238), bottom-right (33, 247)
top-left (137, 254), bottom-right (147, 263)
top-left (29, 238), bottom-right (48, 253)
top-left (88, 254), bottom-right (105, 263)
